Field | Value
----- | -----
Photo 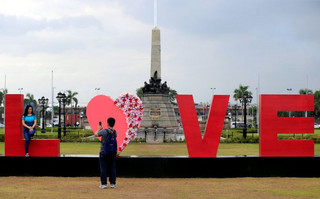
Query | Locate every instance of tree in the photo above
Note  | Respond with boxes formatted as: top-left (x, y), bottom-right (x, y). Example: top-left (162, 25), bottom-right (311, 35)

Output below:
top-left (24, 93), bottom-right (37, 107)
top-left (299, 89), bottom-right (313, 117)
top-left (168, 88), bottom-right (178, 103)
top-left (248, 105), bottom-right (257, 127)
top-left (53, 106), bottom-right (59, 114)
top-left (233, 85), bottom-right (253, 138)
top-left (136, 87), bottom-right (143, 99)
top-left (299, 89), bottom-right (320, 121)
top-left (66, 90), bottom-right (79, 107)
top-left (233, 85), bottom-right (253, 101)
top-left (299, 89), bottom-right (313, 95)
top-left (233, 84), bottom-right (253, 117)
top-left (0, 88), bottom-right (8, 107)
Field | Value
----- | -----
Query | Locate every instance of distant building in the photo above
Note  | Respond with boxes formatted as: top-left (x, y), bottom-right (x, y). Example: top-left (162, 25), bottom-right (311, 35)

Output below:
top-left (54, 106), bottom-right (87, 127)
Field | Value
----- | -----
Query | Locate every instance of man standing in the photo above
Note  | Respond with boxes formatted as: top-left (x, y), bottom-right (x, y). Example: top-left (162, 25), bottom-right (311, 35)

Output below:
top-left (94, 117), bottom-right (117, 189)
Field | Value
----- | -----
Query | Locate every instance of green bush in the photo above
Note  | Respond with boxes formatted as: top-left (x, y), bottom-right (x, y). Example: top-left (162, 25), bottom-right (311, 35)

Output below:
top-left (221, 136), bottom-right (259, 143)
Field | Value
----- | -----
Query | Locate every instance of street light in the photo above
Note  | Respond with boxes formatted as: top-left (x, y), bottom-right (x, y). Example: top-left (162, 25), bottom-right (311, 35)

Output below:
top-left (75, 105), bottom-right (80, 127)
top-left (286, 88), bottom-right (292, 117)
top-left (233, 104), bottom-right (240, 128)
top-left (239, 92), bottom-right (253, 139)
top-left (56, 92), bottom-right (66, 139)
top-left (154, 125), bottom-right (157, 141)
top-left (38, 96), bottom-right (49, 133)
top-left (62, 95), bottom-right (69, 136)
top-left (226, 112), bottom-right (232, 138)
top-left (144, 127), bottom-right (148, 142)
top-left (18, 88), bottom-right (23, 94)
top-left (80, 111), bottom-right (84, 128)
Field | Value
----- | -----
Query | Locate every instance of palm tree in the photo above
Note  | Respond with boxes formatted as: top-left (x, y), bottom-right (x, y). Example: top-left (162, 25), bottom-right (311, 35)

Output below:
top-left (66, 90), bottom-right (78, 107)
top-left (233, 85), bottom-right (253, 136)
top-left (24, 93), bottom-right (37, 107)
top-left (233, 85), bottom-right (252, 102)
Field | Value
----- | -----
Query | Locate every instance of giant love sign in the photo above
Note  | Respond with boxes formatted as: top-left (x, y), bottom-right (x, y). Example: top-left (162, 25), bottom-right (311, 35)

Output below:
top-left (3, 93), bottom-right (315, 158)
top-left (177, 94), bottom-right (315, 157)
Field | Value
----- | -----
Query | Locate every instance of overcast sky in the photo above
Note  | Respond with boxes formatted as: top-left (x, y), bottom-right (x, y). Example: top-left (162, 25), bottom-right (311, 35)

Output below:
top-left (0, 0), bottom-right (319, 106)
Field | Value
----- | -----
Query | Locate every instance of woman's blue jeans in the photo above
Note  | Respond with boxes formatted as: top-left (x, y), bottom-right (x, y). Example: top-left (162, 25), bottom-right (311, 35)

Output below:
top-left (24, 121), bottom-right (35, 154)
top-left (99, 151), bottom-right (116, 185)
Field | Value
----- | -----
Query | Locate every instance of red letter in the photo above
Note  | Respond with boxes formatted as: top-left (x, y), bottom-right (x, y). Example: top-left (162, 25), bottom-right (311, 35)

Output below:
top-left (5, 94), bottom-right (60, 156)
top-left (259, 95), bottom-right (314, 157)
top-left (176, 95), bottom-right (229, 157)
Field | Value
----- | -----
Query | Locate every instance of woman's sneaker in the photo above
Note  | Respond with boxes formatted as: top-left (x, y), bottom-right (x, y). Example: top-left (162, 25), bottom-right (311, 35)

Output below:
top-left (110, 184), bottom-right (116, 189)
top-left (25, 153), bottom-right (29, 157)
top-left (99, 184), bottom-right (107, 189)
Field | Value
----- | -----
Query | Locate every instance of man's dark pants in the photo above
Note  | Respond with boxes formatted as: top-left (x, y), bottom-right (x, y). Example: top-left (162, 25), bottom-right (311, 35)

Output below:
top-left (99, 151), bottom-right (116, 185)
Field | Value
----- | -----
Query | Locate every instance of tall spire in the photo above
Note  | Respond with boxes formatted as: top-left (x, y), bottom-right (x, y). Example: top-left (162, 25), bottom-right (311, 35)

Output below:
top-left (151, 0), bottom-right (161, 79)
top-left (154, 0), bottom-right (158, 27)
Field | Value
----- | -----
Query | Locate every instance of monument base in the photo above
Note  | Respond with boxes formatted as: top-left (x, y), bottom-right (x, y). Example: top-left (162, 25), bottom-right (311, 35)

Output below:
top-left (137, 128), bottom-right (184, 143)
top-left (140, 93), bottom-right (182, 143)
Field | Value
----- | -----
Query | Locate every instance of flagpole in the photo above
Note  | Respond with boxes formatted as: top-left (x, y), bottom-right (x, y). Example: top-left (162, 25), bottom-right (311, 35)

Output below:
top-left (154, 0), bottom-right (157, 27)
top-left (51, 70), bottom-right (54, 134)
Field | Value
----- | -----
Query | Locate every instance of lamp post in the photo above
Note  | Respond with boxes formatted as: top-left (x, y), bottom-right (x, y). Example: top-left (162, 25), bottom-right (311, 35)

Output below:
top-left (225, 111), bottom-right (231, 138)
top-left (56, 92), bottom-right (65, 139)
top-left (144, 127), bottom-right (148, 142)
top-left (163, 126), bottom-right (167, 142)
top-left (80, 112), bottom-right (83, 128)
top-left (75, 105), bottom-right (79, 127)
top-left (286, 88), bottom-right (292, 117)
top-left (239, 92), bottom-right (253, 139)
top-left (233, 104), bottom-right (240, 128)
top-left (62, 95), bottom-right (69, 136)
top-left (154, 125), bottom-right (157, 141)
top-left (38, 96), bottom-right (49, 133)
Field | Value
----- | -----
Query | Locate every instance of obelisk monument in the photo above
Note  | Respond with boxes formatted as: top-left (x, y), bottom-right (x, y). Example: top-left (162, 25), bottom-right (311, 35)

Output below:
top-left (151, 27), bottom-right (161, 79)
top-left (138, 1), bottom-right (182, 143)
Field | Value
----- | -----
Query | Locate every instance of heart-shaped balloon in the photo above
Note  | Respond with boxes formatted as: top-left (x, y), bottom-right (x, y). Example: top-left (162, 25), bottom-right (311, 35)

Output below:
top-left (86, 94), bottom-right (143, 154)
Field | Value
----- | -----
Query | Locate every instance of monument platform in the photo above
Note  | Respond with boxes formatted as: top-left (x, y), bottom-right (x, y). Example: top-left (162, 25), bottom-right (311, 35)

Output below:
top-left (1, 155), bottom-right (320, 177)
top-left (139, 93), bottom-right (183, 143)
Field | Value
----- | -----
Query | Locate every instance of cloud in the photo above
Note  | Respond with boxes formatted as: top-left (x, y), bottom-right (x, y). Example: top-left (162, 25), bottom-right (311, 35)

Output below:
top-left (0, 0), bottom-right (319, 106)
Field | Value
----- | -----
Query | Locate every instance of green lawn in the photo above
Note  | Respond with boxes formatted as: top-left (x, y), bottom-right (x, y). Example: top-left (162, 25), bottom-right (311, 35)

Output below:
top-left (1, 142), bottom-right (320, 156)
top-left (1, 128), bottom-right (320, 156)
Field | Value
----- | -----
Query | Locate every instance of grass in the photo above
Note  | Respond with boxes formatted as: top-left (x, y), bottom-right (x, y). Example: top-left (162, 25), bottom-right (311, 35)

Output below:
top-left (0, 177), bottom-right (320, 199)
top-left (2, 142), bottom-right (320, 156)
top-left (1, 128), bottom-right (320, 156)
